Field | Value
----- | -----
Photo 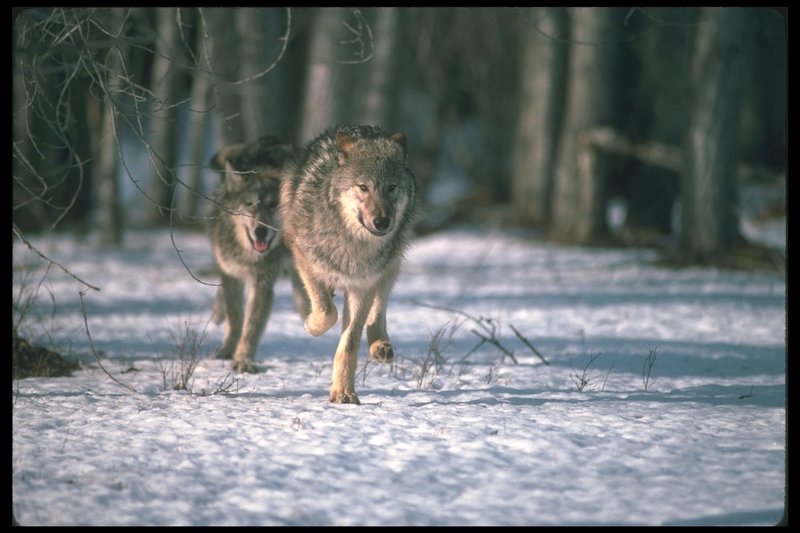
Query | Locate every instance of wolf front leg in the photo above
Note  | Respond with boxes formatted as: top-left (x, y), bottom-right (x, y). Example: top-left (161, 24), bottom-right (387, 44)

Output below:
top-left (329, 287), bottom-right (377, 404)
top-left (217, 274), bottom-right (243, 360)
top-left (366, 264), bottom-right (399, 363)
top-left (292, 249), bottom-right (337, 336)
top-left (231, 281), bottom-right (274, 373)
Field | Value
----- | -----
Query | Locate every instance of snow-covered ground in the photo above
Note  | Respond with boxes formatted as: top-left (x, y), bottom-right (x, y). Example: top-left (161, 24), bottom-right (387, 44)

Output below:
top-left (12, 223), bottom-right (786, 526)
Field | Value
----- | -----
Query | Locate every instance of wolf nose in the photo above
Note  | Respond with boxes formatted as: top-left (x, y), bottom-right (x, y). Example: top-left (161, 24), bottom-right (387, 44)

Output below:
top-left (373, 217), bottom-right (391, 232)
top-left (254, 226), bottom-right (269, 241)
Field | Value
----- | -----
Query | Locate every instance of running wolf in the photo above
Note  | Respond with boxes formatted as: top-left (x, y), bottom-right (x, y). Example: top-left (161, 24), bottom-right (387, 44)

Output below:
top-left (208, 136), bottom-right (306, 373)
top-left (281, 124), bottom-right (419, 404)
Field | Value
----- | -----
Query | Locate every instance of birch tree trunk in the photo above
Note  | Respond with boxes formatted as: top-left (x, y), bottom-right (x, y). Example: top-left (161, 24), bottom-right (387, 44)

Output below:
top-left (204, 8), bottom-right (246, 146)
top-left (183, 8), bottom-right (212, 222)
top-left (299, 7), bottom-right (351, 143)
top-left (92, 8), bottom-right (128, 245)
top-left (551, 7), bottom-right (621, 243)
top-left (148, 7), bottom-right (186, 225)
top-left (680, 7), bottom-right (751, 258)
top-left (355, 7), bottom-right (401, 129)
top-left (510, 7), bottom-right (568, 226)
top-left (235, 8), bottom-right (273, 141)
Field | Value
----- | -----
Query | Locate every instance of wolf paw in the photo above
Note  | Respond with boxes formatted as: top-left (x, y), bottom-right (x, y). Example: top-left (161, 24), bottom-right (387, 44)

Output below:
top-left (232, 359), bottom-right (260, 374)
top-left (304, 308), bottom-right (338, 337)
top-left (329, 389), bottom-right (360, 405)
top-left (369, 340), bottom-right (394, 363)
top-left (216, 349), bottom-right (234, 360)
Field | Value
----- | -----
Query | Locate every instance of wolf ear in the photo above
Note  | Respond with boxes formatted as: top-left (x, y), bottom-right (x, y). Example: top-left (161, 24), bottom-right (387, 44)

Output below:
top-left (389, 131), bottom-right (407, 161)
top-left (210, 144), bottom-right (245, 172)
top-left (209, 150), bottom-right (226, 171)
top-left (223, 160), bottom-right (245, 190)
top-left (335, 132), bottom-right (357, 165)
top-left (389, 132), bottom-right (406, 149)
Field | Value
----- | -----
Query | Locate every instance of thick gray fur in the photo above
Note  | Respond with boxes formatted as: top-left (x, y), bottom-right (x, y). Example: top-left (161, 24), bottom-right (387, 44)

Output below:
top-left (281, 124), bottom-right (419, 404)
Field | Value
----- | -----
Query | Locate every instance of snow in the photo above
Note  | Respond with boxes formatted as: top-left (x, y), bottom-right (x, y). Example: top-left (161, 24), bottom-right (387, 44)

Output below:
top-left (12, 225), bottom-right (786, 526)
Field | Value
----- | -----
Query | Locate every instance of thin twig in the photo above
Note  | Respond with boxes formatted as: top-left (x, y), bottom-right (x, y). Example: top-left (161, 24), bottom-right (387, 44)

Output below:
top-left (510, 324), bottom-right (550, 365)
top-left (415, 299), bottom-right (522, 365)
top-left (413, 299), bottom-right (482, 323)
top-left (470, 329), bottom-right (518, 364)
top-left (13, 224), bottom-right (101, 292)
top-left (601, 361), bottom-right (615, 392)
top-left (79, 290), bottom-right (138, 393)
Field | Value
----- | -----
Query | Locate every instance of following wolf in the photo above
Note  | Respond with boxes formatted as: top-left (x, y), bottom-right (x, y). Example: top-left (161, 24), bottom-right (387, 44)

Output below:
top-left (208, 136), bottom-right (307, 373)
top-left (280, 124), bottom-right (419, 404)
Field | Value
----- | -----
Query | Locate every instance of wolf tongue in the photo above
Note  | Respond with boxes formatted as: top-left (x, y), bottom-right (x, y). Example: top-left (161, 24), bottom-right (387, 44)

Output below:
top-left (254, 240), bottom-right (269, 253)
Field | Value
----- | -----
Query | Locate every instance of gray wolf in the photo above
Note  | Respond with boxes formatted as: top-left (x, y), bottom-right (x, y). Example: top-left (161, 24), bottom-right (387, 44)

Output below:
top-left (208, 136), bottom-right (307, 373)
top-left (280, 125), bottom-right (419, 404)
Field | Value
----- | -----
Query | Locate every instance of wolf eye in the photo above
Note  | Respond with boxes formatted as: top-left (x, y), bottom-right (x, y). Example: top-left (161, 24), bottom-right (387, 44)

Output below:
top-left (388, 184), bottom-right (397, 192)
top-left (358, 184), bottom-right (368, 192)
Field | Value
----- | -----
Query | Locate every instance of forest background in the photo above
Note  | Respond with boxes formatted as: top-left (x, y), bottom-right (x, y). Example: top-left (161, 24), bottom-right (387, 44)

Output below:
top-left (12, 7), bottom-right (786, 263)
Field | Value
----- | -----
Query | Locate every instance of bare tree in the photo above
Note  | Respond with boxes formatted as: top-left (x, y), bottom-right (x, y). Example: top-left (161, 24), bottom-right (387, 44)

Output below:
top-left (471, 8), bottom-right (522, 204)
top-left (182, 8), bottom-right (212, 222)
top-left (739, 8), bottom-right (786, 173)
top-left (618, 7), bottom-right (691, 239)
top-left (260, 8), bottom-right (306, 145)
top-left (680, 7), bottom-right (752, 258)
top-left (203, 8), bottom-right (247, 146)
top-left (147, 7), bottom-right (188, 225)
top-left (511, 7), bottom-right (568, 226)
top-left (235, 8), bottom-right (274, 141)
top-left (300, 8), bottom-right (371, 143)
top-left (13, 18), bottom-right (59, 233)
top-left (184, 8), bottom-right (293, 221)
top-left (551, 7), bottom-right (622, 244)
top-left (202, 8), bottom-right (293, 146)
top-left (13, 8), bottom-right (97, 236)
top-left (354, 7), bottom-right (401, 128)
top-left (89, 8), bottom-right (130, 245)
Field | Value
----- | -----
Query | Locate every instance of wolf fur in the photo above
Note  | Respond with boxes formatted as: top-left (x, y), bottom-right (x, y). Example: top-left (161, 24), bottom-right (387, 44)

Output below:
top-left (208, 136), bottom-right (307, 373)
top-left (280, 125), bottom-right (419, 404)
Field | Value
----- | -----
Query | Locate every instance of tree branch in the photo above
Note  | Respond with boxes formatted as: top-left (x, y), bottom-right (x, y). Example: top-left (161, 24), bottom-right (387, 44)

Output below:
top-left (13, 224), bottom-right (101, 292)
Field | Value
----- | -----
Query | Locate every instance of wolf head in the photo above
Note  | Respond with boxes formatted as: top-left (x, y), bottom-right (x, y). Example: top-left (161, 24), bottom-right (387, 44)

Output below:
top-left (327, 127), bottom-right (415, 238)
top-left (211, 137), bottom-right (296, 255)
